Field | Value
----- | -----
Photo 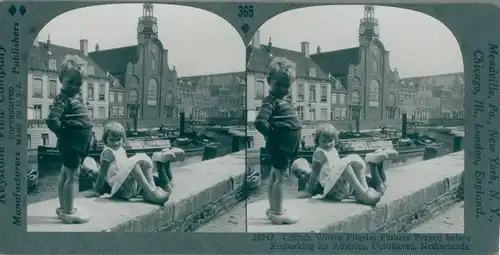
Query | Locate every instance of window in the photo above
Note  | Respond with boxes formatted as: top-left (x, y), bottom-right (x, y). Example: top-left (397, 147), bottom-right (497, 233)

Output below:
top-left (331, 93), bottom-right (337, 104)
top-left (118, 107), bottom-right (124, 118)
top-left (320, 108), bottom-right (328, 120)
top-left (369, 80), bottom-right (380, 107)
top-left (117, 92), bottom-right (123, 103)
top-left (48, 60), bottom-right (57, 71)
top-left (389, 93), bottom-right (396, 106)
top-left (87, 83), bottom-right (94, 101)
top-left (308, 85), bottom-right (316, 102)
top-left (351, 91), bottom-right (360, 104)
top-left (309, 108), bottom-right (316, 120)
top-left (27, 134), bottom-right (31, 148)
top-left (111, 106), bottom-right (118, 118)
top-left (87, 65), bottom-right (94, 76)
top-left (320, 85), bottom-right (327, 103)
top-left (165, 106), bottom-right (174, 118)
top-left (88, 107), bottom-right (94, 119)
top-left (41, 133), bottom-right (49, 146)
top-left (254, 80), bottom-right (265, 100)
top-left (98, 107), bottom-right (106, 119)
top-left (341, 108), bottom-right (347, 120)
top-left (147, 78), bottom-right (158, 105)
top-left (32, 104), bottom-right (42, 119)
top-left (33, 78), bottom-right (43, 98)
top-left (48, 80), bottom-right (57, 98)
top-left (152, 59), bottom-right (156, 71)
top-left (309, 68), bottom-right (316, 77)
top-left (297, 106), bottom-right (304, 120)
top-left (297, 84), bottom-right (305, 101)
top-left (372, 60), bottom-right (378, 73)
top-left (110, 91), bottom-right (115, 103)
top-left (335, 108), bottom-right (341, 120)
top-left (99, 84), bottom-right (105, 101)
top-left (339, 94), bottom-right (345, 105)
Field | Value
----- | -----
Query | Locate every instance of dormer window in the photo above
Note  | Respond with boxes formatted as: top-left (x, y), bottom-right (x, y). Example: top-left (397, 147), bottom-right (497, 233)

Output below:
top-left (87, 65), bottom-right (94, 76)
top-left (309, 68), bottom-right (316, 78)
top-left (48, 60), bottom-right (57, 71)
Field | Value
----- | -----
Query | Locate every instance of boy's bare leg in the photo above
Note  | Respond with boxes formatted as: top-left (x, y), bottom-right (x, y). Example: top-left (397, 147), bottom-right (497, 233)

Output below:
top-left (62, 166), bottom-right (80, 214)
top-left (267, 168), bottom-right (276, 214)
top-left (271, 168), bottom-right (286, 215)
top-left (56, 167), bottom-right (67, 215)
top-left (129, 163), bottom-right (168, 205)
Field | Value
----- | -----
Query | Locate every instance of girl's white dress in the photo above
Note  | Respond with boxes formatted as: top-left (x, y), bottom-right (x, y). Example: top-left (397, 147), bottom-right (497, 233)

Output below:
top-left (312, 147), bottom-right (366, 199)
top-left (101, 146), bottom-right (154, 197)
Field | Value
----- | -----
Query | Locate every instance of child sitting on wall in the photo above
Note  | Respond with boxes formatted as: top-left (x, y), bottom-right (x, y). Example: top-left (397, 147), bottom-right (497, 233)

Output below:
top-left (85, 122), bottom-right (185, 205)
top-left (292, 123), bottom-right (398, 206)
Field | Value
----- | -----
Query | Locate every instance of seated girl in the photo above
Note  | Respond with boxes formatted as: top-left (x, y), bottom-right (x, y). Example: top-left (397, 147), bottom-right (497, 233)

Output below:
top-left (85, 122), bottom-right (183, 205)
top-left (292, 123), bottom-right (398, 206)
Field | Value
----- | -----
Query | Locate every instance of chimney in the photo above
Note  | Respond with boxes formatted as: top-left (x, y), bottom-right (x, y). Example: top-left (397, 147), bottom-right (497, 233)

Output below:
top-left (252, 30), bottom-right (260, 49)
top-left (80, 39), bottom-right (88, 56)
top-left (33, 34), bottom-right (39, 47)
top-left (301, 42), bottom-right (310, 57)
top-left (317, 45), bottom-right (321, 54)
top-left (95, 43), bottom-right (99, 52)
top-left (47, 34), bottom-right (51, 47)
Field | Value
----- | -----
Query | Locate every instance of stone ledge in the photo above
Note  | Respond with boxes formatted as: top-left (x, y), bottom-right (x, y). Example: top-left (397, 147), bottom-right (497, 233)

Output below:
top-left (247, 151), bottom-right (464, 233)
top-left (27, 150), bottom-right (247, 232)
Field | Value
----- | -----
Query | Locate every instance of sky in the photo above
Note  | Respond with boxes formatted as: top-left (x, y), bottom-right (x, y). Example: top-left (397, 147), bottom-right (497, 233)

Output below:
top-left (37, 4), bottom-right (464, 78)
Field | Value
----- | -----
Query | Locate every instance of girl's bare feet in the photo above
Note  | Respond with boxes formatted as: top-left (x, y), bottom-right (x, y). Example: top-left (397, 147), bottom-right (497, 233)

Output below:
top-left (354, 188), bottom-right (382, 206)
top-left (144, 187), bottom-right (170, 205)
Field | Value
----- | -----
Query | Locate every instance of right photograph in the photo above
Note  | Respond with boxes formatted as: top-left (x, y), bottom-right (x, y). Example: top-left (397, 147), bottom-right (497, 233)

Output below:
top-left (245, 5), bottom-right (466, 235)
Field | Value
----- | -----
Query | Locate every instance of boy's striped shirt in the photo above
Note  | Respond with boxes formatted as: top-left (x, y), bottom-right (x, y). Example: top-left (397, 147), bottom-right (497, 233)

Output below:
top-left (46, 91), bottom-right (92, 135)
top-left (254, 94), bottom-right (301, 137)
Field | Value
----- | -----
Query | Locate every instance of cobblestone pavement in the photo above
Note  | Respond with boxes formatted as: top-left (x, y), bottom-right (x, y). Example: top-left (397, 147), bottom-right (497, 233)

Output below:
top-left (409, 201), bottom-right (464, 233)
top-left (196, 155), bottom-right (423, 232)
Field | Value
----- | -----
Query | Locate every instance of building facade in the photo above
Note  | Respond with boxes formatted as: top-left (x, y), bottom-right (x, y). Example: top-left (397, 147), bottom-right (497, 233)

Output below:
top-left (311, 5), bottom-right (400, 121)
top-left (89, 3), bottom-right (177, 123)
top-left (399, 72), bottom-right (465, 120)
top-left (246, 32), bottom-right (333, 122)
top-left (27, 36), bottom-right (110, 148)
top-left (182, 72), bottom-right (246, 119)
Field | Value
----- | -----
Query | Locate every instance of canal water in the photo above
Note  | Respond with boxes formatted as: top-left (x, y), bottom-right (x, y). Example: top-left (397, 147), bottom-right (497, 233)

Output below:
top-left (27, 155), bottom-right (203, 204)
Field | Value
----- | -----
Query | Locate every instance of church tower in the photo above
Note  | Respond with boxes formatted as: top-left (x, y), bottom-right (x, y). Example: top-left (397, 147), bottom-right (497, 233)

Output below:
top-left (137, 3), bottom-right (159, 43)
top-left (358, 5), bottom-right (379, 46)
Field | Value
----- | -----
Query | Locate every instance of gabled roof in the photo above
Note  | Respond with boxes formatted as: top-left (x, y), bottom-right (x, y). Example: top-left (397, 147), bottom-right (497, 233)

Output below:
top-left (29, 42), bottom-right (107, 79)
top-left (247, 44), bottom-right (329, 80)
top-left (89, 45), bottom-right (139, 75)
top-left (310, 47), bottom-right (360, 77)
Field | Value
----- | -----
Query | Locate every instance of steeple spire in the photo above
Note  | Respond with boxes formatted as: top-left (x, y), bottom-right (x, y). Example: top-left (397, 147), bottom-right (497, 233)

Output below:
top-left (358, 5), bottom-right (380, 45)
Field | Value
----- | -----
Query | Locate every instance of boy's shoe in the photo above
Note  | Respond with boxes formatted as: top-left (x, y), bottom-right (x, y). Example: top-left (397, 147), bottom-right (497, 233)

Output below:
top-left (375, 148), bottom-right (399, 159)
top-left (55, 207), bottom-right (63, 218)
top-left (354, 188), bottom-right (382, 206)
top-left (365, 151), bottom-right (389, 164)
top-left (59, 207), bottom-right (91, 224)
top-left (269, 210), bottom-right (299, 225)
top-left (152, 151), bottom-right (175, 163)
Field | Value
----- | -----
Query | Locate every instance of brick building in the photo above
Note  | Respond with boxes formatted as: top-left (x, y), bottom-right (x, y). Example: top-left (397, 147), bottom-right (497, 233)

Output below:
top-left (311, 5), bottom-right (400, 121)
top-left (400, 72), bottom-right (464, 120)
top-left (89, 4), bottom-right (177, 121)
top-left (183, 72), bottom-right (246, 119)
top-left (27, 35), bottom-right (110, 149)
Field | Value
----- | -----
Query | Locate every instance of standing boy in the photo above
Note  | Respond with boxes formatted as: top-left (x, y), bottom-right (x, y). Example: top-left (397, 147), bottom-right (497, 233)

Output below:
top-left (46, 54), bottom-right (93, 224)
top-left (254, 57), bottom-right (301, 225)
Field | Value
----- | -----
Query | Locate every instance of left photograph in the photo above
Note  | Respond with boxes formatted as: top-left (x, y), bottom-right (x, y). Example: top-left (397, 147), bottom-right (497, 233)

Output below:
top-left (26, 3), bottom-right (248, 232)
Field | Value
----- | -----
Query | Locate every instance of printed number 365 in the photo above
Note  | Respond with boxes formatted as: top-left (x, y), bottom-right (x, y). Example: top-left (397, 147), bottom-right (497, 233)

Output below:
top-left (238, 5), bottom-right (254, 18)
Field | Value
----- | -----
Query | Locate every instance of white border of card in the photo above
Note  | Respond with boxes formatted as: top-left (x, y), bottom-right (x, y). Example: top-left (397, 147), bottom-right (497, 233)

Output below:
top-left (0, 0), bottom-right (499, 254)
